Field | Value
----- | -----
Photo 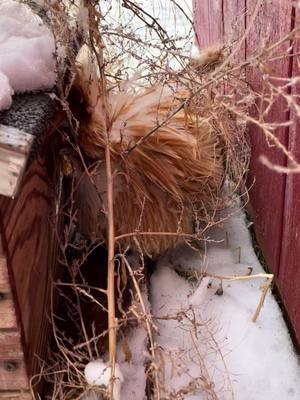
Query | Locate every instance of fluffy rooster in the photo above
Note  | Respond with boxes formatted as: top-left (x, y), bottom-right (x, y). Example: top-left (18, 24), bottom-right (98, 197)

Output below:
top-left (69, 45), bottom-right (225, 256)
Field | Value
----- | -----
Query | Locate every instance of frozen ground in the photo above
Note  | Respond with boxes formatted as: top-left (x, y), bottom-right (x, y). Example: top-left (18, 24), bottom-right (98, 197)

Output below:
top-left (0, 0), bottom-right (56, 111)
top-left (115, 202), bottom-right (300, 399)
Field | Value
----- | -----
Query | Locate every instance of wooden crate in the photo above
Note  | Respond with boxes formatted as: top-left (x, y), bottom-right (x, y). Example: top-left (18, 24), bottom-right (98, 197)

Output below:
top-left (0, 94), bottom-right (59, 398)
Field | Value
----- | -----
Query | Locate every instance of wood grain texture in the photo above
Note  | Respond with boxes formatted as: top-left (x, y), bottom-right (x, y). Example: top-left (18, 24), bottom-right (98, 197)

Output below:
top-left (0, 362), bottom-right (28, 391)
top-left (0, 299), bottom-right (18, 330)
top-left (223, 0), bottom-right (246, 62)
top-left (193, 0), bottom-right (246, 61)
top-left (0, 331), bottom-right (28, 391)
top-left (245, 0), bottom-right (293, 276)
top-left (0, 256), bottom-right (10, 293)
top-left (0, 331), bottom-right (24, 361)
top-left (278, 28), bottom-right (300, 344)
top-left (193, 0), bottom-right (223, 48)
top-left (0, 211), bottom-right (29, 392)
top-left (0, 145), bottom-right (59, 395)
top-left (0, 392), bottom-right (31, 400)
top-left (0, 325), bottom-right (28, 392)
top-left (0, 125), bottom-right (33, 198)
top-left (193, 0), bottom-right (300, 342)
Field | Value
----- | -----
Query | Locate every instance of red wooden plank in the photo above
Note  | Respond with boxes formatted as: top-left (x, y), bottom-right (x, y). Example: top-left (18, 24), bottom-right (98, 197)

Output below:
top-left (193, 0), bottom-right (223, 48)
top-left (246, 0), bottom-right (293, 277)
top-left (223, 0), bottom-right (246, 62)
top-left (193, 0), bottom-right (246, 61)
top-left (278, 31), bottom-right (300, 344)
top-left (193, 0), bottom-right (300, 342)
top-left (193, 0), bottom-right (292, 275)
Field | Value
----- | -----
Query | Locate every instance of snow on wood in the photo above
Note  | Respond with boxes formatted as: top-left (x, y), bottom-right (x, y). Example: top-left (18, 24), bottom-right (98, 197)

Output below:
top-left (0, 0), bottom-right (56, 111)
top-left (0, 124), bottom-right (34, 197)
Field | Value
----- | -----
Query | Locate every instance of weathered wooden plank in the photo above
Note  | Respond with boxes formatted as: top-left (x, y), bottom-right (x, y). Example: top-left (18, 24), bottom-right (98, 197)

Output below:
top-left (278, 26), bottom-right (300, 344)
top-left (223, 0), bottom-right (246, 62)
top-left (0, 125), bottom-right (34, 198)
top-left (193, 0), bottom-right (223, 48)
top-left (0, 359), bottom-right (29, 391)
top-left (0, 330), bottom-right (29, 392)
top-left (0, 298), bottom-right (18, 330)
top-left (245, 0), bottom-right (293, 277)
top-left (193, 0), bottom-right (246, 61)
top-left (0, 256), bottom-right (10, 294)
top-left (0, 392), bottom-right (31, 400)
top-left (0, 148), bottom-right (60, 395)
top-left (0, 331), bottom-right (24, 361)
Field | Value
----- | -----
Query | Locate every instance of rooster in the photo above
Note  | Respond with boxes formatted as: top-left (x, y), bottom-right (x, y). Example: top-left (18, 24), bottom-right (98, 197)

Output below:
top-left (67, 44), bottom-right (226, 257)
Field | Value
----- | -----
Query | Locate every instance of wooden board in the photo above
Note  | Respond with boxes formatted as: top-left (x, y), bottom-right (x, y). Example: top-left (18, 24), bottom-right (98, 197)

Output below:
top-left (0, 241), bottom-right (29, 393)
top-left (0, 392), bottom-right (31, 400)
top-left (223, 0), bottom-right (246, 62)
top-left (193, 0), bottom-right (223, 48)
top-left (0, 354), bottom-right (28, 391)
top-left (0, 146), bottom-right (60, 396)
top-left (193, 0), bottom-right (300, 343)
top-left (0, 125), bottom-right (34, 198)
top-left (245, 0), bottom-right (293, 277)
top-left (278, 30), bottom-right (300, 344)
top-left (193, 0), bottom-right (245, 61)
top-left (0, 255), bottom-right (10, 293)
top-left (0, 298), bottom-right (18, 330)
top-left (0, 331), bottom-right (24, 360)
top-left (193, 0), bottom-right (293, 276)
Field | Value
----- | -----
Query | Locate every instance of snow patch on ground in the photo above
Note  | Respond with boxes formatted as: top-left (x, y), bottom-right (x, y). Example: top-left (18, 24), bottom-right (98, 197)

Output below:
top-left (0, 0), bottom-right (56, 110)
top-left (150, 205), bottom-right (300, 399)
top-left (118, 324), bottom-right (148, 400)
top-left (117, 283), bottom-right (149, 400)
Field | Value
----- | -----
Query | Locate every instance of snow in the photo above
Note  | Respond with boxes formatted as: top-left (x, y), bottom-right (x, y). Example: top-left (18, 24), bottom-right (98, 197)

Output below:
top-left (83, 283), bottom-right (150, 400)
top-left (0, 0), bottom-right (56, 111)
top-left (117, 324), bottom-right (148, 400)
top-left (104, 200), bottom-right (300, 400)
top-left (84, 360), bottom-right (124, 400)
top-left (150, 203), bottom-right (300, 399)
top-left (116, 283), bottom-right (150, 400)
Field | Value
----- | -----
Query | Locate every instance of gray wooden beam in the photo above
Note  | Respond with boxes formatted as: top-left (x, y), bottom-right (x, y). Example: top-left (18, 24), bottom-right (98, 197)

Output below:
top-left (0, 124), bottom-right (34, 198)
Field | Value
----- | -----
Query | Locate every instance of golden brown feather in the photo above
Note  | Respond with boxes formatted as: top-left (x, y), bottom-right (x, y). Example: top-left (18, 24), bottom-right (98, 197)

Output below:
top-left (71, 46), bottom-right (225, 256)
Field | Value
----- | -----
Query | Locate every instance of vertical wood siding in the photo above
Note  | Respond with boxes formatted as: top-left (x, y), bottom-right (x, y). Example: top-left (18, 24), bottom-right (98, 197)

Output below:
top-left (278, 27), bottom-right (300, 342)
top-left (193, 0), bottom-right (300, 343)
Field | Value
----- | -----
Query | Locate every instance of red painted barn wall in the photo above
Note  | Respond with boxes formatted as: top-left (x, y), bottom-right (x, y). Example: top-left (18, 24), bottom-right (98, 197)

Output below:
top-left (278, 33), bottom-right (300, 343)
top-left (193, 0), bottom-right (300, 344)
top-left (245, 0), bottom-right (293, 277)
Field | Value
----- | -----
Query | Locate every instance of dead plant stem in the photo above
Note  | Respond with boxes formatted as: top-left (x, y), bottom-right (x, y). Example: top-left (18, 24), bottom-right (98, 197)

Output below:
top-left (105, 140), bottom-right (117, 396)
top-left (178, 269), bottom-right (274, 322)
